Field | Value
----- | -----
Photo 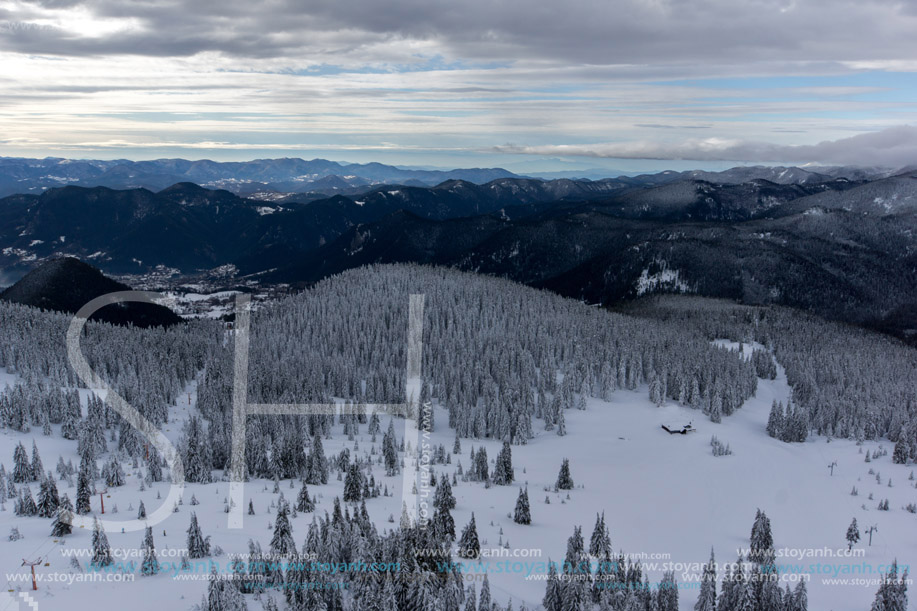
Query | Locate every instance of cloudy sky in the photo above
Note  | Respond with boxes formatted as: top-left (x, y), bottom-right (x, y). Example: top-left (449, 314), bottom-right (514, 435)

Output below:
top-left (1, 0), bottom-right (916, 171)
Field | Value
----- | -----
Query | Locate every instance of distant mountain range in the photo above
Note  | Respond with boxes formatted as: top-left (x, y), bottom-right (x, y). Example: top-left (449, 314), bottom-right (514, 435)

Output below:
top-left (0, 155), bottom-right (908, 199)
top-left (0, 177), bottom-right (641, 277)
top-left (1, 161), bottom-right (915, 341)
top-left (0, 156), bottom-right (520, 198)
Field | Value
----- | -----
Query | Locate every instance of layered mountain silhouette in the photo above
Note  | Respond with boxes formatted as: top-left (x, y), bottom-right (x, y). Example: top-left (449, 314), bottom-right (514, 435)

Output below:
top-left (0, 156), bottom-right (520, 198)
top-left (0, 155), bottom-right (903, 199)
top-left (1, 169), bottom-right (916, 341)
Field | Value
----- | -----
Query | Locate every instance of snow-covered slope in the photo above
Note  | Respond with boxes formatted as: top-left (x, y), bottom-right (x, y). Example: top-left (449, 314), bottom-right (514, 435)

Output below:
top-left (2, 348), bottom-right (914, 610)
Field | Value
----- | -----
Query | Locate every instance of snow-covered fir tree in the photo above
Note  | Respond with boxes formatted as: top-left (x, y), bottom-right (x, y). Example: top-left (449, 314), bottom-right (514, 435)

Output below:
top-left (513, 487), bottom-right (531, 525)
top-left (29, 441), bottom-right (43, 481)
top-left (91, 517), bottom-right (113, 567)
top-left (556, 458), bottom-right (574, 490)
top-left (269, 499), bottom-right (295, 556)
top-left (140, 526), bottom-right (158, 576)
top-left (870, 560), bottom-right (908, 611)
top-left (847, 518), bottom-right (860, 551)
top-left (36, 473), bottom-right (59, 518)
top-left (12, 442), bottom-right (30, 483)
top-left (181, 416), bottom-right (212, 484)
top-left (588, 512), bottom-right (611, 559)
top-left (306, 434), bottom-right (329, 485)
top-left (492, 441), bottom-right (514, 485)
top-left (695, 548), bottom-right (717, 611)
top-left (295, 481), bottom-right (315, 513)
top-left (50, 504), bottom-right (73, 537)
top-left (458, 513), bottom-right (480, 559)
top-left (343, 463), bottom-right (363, 502)
top-left (75, 452), bottom-right (93, 514)
top-left (186, 512), bottom-right (211, 559)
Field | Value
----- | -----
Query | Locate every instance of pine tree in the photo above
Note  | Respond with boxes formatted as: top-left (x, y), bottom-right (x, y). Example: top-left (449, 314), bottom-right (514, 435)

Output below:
top-left (465, 584), bottom-right (477, 611)
top-left (893, 435), bottom-right (909, 465)
top-left (51, 505), bottom-right (73, 537)
top-left (555, 405), bottom-right (567, 436)
top-left (433, 477), bottom-right (456, 511)
top-left (846, 518), bottom-right (860, 551)
top-left (382, 420), bottom-right (399, 476)
top-left (138, 500), bottom-right (147, 519)
top-left (269, 500), bottom-right (295, 556)
top-left (306, 434), bottom-right (329, 485)
top-left (479, 575), bottom-right (492, 611)
top-left (104, 455), bottom-right (125, 487)
top-left (731, 557), bottom-right (752, 611)
top-left (36, 475), bottom-right (59, 518)
top-left (718, 557), bottom-right (740, 611)
top-left (588, 512), bottom-right (611, 558)
top-left (433, 502), bottom-right (456, 542)
top-left (147, 447), bottom-right (163, 483)
top-left (650, 376), bottom-right (665, 406)
top-left (75, 461), bottom-right (93, 514)
top-left (343, 463), bottom-right (363, 502)
top-left (471, 446), bottom-right (489, 482)
top-left (513, 488), bottom-right (531, 525)
top-left (766, 401), bottom-right (784, 439)
top-left (563, 525), bottom-right (588, 577)
top-left (695, 548), bottom-right (717, 611)
top-left (61, 403), bottom-right (80, 440)
top-left (140, 526), bottom-right (159, 575)
top-left (12, 442), bottom-right (30, 483)
top-left (492, 441), bottom-right (514, 485)
top-left (793, 580), bottom-right (809, 611)
top-left (709, 391), bottom-right (723, 423)
top-left (207, 568), bottom-right (248, 610)
top-left (91, 517), bottom-right (113, 567)
top-left (368, 413), bottom-right (381, 436)
top-left (187, 512), bottom-right (211, 559)
top-left (556, 458), bottom-right (574, 490)
top-left (296, 481), bottom-right (315, 512)
top-left (542, 560), bottom-right (562, 611)
top-left (458, 513), bottom-right (481, 559)
top-left (16, 486), bottom-right (37, 516)
top-left (871, 560), bottom-right (908, 611)
top-left (656, 570), bottom-right (679, 611)
top-left (181, 416), bottom-right (212, 483)
top-left (748, 509), bottom-right (774, 565)
top-left (30, 441), bottom-right (43, 482)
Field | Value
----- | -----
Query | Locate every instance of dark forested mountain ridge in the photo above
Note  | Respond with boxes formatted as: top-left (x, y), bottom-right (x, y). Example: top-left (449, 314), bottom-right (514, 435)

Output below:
top-left (271, 198), bottom-right (917, 343)
top-left (0, 173), bottom-right (889, 277)
top-left (0, 179), bottom-right (624, 276)
top-left (1, 172), bottom-right (916, 342)
top-left (0, 257), bottom-right (182, 328)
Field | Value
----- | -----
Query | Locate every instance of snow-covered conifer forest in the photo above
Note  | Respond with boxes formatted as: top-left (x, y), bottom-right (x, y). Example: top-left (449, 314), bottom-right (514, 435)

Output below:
top-left (1, 264), bottom-right (914, 611)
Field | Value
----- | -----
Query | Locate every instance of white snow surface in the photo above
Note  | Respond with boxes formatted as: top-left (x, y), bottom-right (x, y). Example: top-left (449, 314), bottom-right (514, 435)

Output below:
top-left (0, 351), bottom-right (915, 610)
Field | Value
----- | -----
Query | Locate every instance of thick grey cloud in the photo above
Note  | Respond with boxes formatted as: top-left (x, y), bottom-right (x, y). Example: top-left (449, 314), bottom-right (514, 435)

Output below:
top-left (493, 125), bottom-right (917, 166)
top-left (2, 0), bottom-right (916, 167)
top-left (2, 0), bottom-right (916, 68)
